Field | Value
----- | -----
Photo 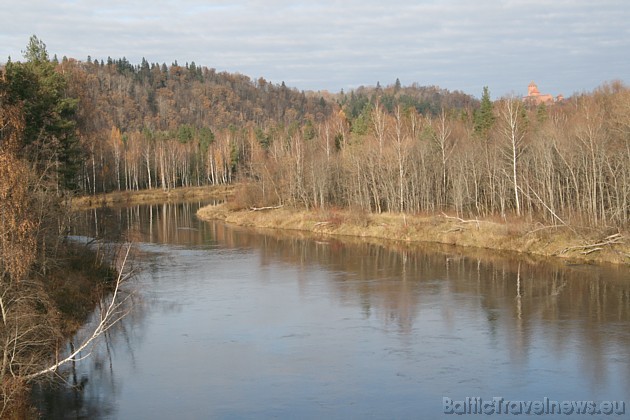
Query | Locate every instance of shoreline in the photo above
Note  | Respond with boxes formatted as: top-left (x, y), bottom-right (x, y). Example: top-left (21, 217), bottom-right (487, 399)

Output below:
top-left (71, 185), bottom-right (234, 210)
top-left (69, 186), bottom-right (629, 266)
top-left (197, 203), bottom-right (629, 266)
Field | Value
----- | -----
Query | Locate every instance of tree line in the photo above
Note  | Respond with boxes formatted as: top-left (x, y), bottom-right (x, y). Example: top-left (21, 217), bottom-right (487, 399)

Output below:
top-left (65, 51), bottom-right (630, 230)
top-left (6, 47), bottom-right (472, 195)
top-left (243, 83), bottom-right (630, 229)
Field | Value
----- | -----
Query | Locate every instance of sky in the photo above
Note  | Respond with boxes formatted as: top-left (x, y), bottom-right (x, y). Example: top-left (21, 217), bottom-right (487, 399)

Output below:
top-left (1, 0), bottom-right (629, 98)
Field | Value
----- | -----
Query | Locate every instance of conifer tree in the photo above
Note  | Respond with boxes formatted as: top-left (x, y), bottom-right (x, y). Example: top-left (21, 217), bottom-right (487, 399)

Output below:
top-left (473, 86), bottom-right (495, 137)
top-left (2, 35), bottom-right (80, 189)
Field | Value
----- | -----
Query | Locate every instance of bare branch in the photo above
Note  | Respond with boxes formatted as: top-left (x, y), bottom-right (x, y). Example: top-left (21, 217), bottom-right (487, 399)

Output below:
top-left (559, 234), bottom-right (624, 255)
top-left (441, 212), bottom-right (480, 229)
top-left (24, 244), bottom-right (133, 380)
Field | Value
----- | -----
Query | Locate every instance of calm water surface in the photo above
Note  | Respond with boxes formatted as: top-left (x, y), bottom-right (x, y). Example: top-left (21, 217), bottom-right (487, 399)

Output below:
top-left (34, 202), bottom-right (630, 419)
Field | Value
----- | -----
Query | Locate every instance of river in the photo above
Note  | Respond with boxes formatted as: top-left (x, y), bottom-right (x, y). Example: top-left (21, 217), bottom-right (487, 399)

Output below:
top-left (33, 202), bottom-right (630, 419)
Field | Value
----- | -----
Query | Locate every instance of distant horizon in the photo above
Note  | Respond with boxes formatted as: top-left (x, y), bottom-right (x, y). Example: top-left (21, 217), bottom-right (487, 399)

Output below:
top-left (2, 1), bottom-right (628, 100)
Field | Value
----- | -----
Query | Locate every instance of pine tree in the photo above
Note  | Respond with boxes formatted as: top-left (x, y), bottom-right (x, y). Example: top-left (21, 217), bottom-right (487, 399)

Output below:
top-left (473, 86), bottom-right (495, 137)
top-left (3, 35), bottom-right (80, 189)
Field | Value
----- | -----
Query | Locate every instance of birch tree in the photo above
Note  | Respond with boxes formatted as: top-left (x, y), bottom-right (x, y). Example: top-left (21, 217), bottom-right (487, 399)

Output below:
top-left (499, 97), bottom-right (526, 216)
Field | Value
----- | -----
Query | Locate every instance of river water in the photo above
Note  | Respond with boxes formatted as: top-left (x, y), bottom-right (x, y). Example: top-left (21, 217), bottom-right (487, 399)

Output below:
top-left (33, 202), bottom-right (630, 419)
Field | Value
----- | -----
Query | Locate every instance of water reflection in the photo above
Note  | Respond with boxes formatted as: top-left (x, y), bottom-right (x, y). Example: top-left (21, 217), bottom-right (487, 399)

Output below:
top-left (34, 202), bottom-right (630, 418)
top-left (211, 223), bottom-right (630, 385)
top-left (75, 201), bottom-right (218, 245)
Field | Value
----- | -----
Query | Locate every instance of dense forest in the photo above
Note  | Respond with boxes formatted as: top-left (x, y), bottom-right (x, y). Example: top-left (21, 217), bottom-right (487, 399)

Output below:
top-left (46, 53), bottom-right (475, 194)
top-left (2, 37), bottom-right (630, 229)
top-left (3, 39), bottom-right (630, 230)
top-left (41, 53), bottom-right (630, 229)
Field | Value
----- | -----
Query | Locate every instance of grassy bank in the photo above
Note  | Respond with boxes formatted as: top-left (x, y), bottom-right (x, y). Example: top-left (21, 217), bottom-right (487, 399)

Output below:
top-left (71, 185), bottom-right (234, 210)
top-left (197, 203), bottom-right (630, 266)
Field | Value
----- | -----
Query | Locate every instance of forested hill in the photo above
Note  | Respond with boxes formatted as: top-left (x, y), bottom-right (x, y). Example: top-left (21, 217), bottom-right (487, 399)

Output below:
top-left (23, 54), bottom-right (475, 193)
top-left (64, 57), bottom-right (333, 133)
top-left (61, 56), bottom-right (476, 134)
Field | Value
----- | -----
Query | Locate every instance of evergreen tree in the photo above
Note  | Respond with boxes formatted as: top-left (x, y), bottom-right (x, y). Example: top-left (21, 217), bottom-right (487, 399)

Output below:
top-left (473, 86), bottom-right (495, 137)
top-left (3, 36), bottom-right (80, 189)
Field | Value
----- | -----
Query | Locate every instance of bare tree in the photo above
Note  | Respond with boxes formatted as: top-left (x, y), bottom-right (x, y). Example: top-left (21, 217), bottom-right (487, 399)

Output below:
top-left (25, 244), bottom-right (133, 380)
top-left (371, 100), bottom-right (387, 155)
top-left (430, 108), bottom-right (456, 207)
top-left (499, 97), bottom-right (526, 216)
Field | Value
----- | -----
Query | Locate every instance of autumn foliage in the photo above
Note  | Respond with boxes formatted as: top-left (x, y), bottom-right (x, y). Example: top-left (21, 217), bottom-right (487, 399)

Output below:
top-left (33, 51), bottom-right (627, 229)
top-left (0, 37), bottom-right (114, 416)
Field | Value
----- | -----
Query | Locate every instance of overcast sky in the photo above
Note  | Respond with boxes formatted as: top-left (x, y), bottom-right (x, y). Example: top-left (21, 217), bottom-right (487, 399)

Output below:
top-left (2, 0), bottom-right (628, 98)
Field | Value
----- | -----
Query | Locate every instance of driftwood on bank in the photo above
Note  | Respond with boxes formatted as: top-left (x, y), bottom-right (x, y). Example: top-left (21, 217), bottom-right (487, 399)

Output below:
top-left (249, 205), bottom-right (284, 212)
top-left (313, 221), bottom-right (331, 228)
top-left (559, 233), bottom-right (624, 255)
top-left (443, 227), bottom-right (464, 233)
top-left (441, 212), bottom-right (480, 229)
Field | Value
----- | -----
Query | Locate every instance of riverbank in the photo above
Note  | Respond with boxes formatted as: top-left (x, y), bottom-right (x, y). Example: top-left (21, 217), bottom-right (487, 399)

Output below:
top-left (197, 203), bottom-right (630, 266)
top-left (3, 243), bottom-right (118, 419)
top-left (68, 185), bottom-right (628, 265)
top-left (71, 185), bottom-right (234, 210)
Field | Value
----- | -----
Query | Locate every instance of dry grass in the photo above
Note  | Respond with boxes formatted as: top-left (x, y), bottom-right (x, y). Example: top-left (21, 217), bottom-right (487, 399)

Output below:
top-left (71, 185), bottom-right (629, 265)
top-left (197, 203), bottom-right (629, 265)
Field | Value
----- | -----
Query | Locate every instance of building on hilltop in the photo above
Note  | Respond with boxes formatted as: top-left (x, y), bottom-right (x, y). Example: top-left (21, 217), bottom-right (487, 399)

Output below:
top-left (523, 81), bottom-right (563, 105)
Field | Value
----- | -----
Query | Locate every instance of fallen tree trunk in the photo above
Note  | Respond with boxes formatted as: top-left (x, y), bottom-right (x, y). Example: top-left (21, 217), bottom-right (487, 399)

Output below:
top-left (559, 233), bottom-right (624, 255)
top-left (249, 205), bottom-right (284, 212)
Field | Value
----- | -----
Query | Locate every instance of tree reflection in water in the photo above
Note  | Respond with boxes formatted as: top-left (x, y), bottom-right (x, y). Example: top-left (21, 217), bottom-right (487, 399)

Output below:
top-left (33, 201), bottom-right (630, 418)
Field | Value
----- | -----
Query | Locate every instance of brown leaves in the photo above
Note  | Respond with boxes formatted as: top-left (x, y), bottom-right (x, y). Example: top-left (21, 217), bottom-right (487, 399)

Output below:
top-left (0, 150), bottom-right (37, 282)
